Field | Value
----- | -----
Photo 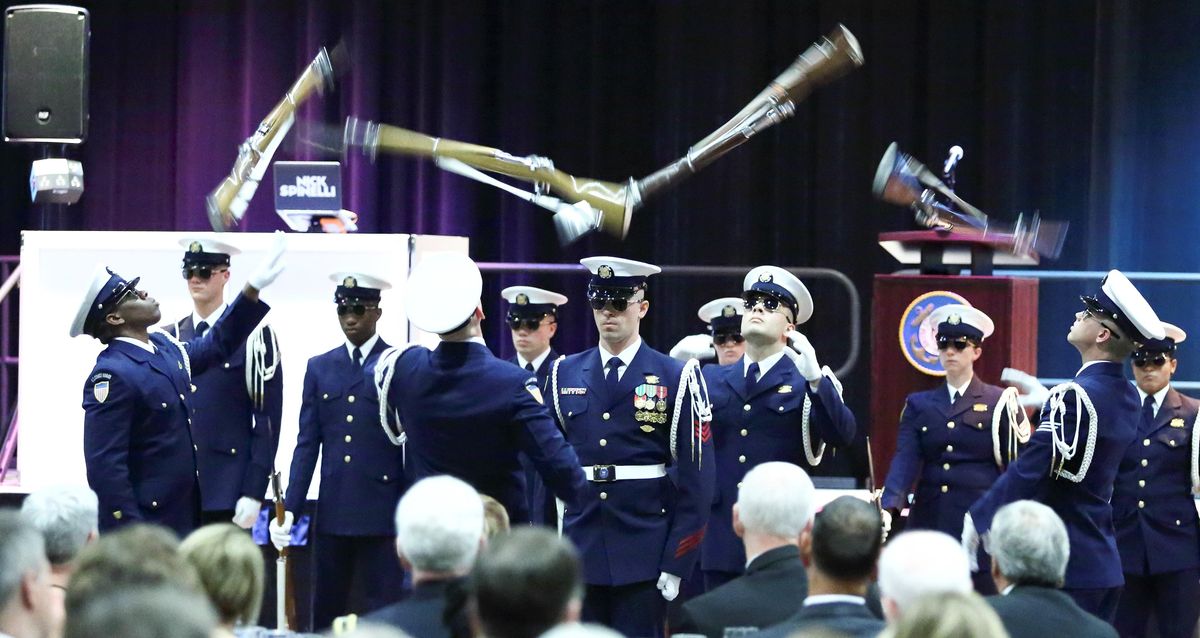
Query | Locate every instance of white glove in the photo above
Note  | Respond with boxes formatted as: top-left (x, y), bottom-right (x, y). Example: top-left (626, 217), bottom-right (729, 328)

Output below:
top-left (232, 496), bottom-right (261, 529)
top-left (961, 512), bottom-right (980, 572)
top-left (268, 510), bottom-right (294, 551)
top-left (247, 231), bottom-right (287, 291)
top-left (656, 572), bottom-right (681, 602)
top-left (669, 334), bottom-right (715, 361)
top-left (785, 331), bottom-right (822, 382)
top-left (1001, 367), bottom-right (1050, 411)
top-left (880, 507), bottom-right (893, 542)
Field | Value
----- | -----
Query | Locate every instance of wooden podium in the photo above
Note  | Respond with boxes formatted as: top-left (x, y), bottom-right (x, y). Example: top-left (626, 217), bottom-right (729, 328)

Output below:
top-left (870, 232), bottom-right (1039, 480)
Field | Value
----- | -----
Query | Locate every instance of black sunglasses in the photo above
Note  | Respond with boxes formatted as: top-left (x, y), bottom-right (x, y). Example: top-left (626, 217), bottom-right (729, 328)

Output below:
top-left (589, 297), bottom-right (640, 312)
top-left (937, 336), bottom-right (975, 351)
top-left (337, 304), bottom-right (378, 316)
top-left (507, 316), bottom-right (554, 331)
top-left (714, 333), bottom-right (745, 346)
top-left (742, 295), bottom-right (782, 312)
top-left (1132, 352), bottom-right (1171, 368)
top-left (182, 266), bottom-right (227, 280)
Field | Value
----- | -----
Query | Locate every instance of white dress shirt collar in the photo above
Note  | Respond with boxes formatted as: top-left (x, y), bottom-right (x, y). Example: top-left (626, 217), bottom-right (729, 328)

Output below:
top-left (1136, 384), bottom-right (1171, 418)
top-left (598, 337), bottom-right (642, 380)
top-left (115, 336), bottom-right (156, 354)
top-left (743, 349), bottom-right (786, 379)
top-left (518, 347), bottom-right (552, 372)
top-left (803, 594), bottom-right (867, 607)
top-left (345, 333), bottom-right (380, 361)
top-left (948, 375), bottom-right (973, 403)
top-left (191, 302), bottom-right (227, 330)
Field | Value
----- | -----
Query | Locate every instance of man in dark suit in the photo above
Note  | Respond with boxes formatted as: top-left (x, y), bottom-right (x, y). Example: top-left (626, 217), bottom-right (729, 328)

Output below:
top-left (1112, 322), bottom-right (1200, 638)
top-left (374, 252), bottom-right (586, 526)
top-left (986, 500), bottom-right (1116, 638)
top-left (501, 285), bottom-right (569, 527)
top-left (362, 475), bottom-right (483, 638)
top-left (166, 237), bottom-right (283, 529)
top-left (74, 234), bottom-right (285, 537)
top-left (966, 270), bottom-right (1165, 623)
top-left (755, 496), bottom-right (885, 638)
top-left (271, 272), bottom-right (406, 630)
top-left (673, 462), bottom-right (815, 638)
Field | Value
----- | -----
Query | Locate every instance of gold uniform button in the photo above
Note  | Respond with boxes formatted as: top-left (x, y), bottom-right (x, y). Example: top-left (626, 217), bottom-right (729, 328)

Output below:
top-left (348, 395), bottom-right (356, 403)
top-left (1138, 480), bottom-right (1146, 488)
top-left (193, 445), bottom-right (198, 451)
top-left (600, 492), bottom-right (608, 500)
top-left (740, 429), bottom-right (748, 437)
top-left (344, 435), bottom-right (352, 443)
top-left (946, 421), bottom-right (954, 428)
top-left (743, 404), bottom-right (751, 412)
top-left (346, 415), bottom-right (354, 423)
top-left (778, 406), bottom-right (785, 412)
top-left (151, 501), bottom-right (158, 508)
top-left (921, 426), bottom-right (928, 432)
top-left (323, 393), bottom-right (329, 399)
top-left (946, 445), bottom-right (954, 453)
top-left (602, 412), bottom-right (610, 421)
top-left (941, 485), bottom-right (948, 493)
top-left (1177, 520), bottom-right (1182, 526)
top-left (737, 481), bottom-right (743, 489)
top-left (738, 455), bottom-right (747, 464)
top-left (1141, 459), bottom-right (1149, 467)
top-left (344, 455), bottom-right (351, 463)
top-left (179, 393), bottom-right (185, 401)
top-left (1143, 439), bottom-right (1151, 446)
top-left (230, 448), bottom-right (236, 455)
top-left (223, 363), bottom-right (231, 369)
top-left (599, 439), bottom-right (608, 446)
top-left (943, 463), bottom-right (951, 470)
top-left (382, 475), bottom-right (389, 481)
top-left (113, 511), bottom-right (122, 520)
top-left (1170, 440), bottom-right (1177, 447)
top-left (177, 362), bottom-right (182, 369)
top-left (161, 403), bottom-right (168, 408)
top-left (1138, 500), bottom-right (1145, 509)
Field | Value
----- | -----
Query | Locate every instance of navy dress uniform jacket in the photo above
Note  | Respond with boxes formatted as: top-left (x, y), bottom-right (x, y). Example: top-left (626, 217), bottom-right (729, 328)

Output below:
top-left (82, 293), bottom-right (270, 536)
top-left (882, 376), bottom-right (1019, 536)
top-left (969, 361), bottom-right (1139, 589)
top-left (1112, 387), bottom-right (1200, 575)
top-left (381, 341), bottom-right (586, 525)
top-left (285, 338), bottom-right (404, 536)
top-left (166, 313), bottom-right (283, 511)
top-left (551, 344), bottom-right (717, 585)
top-left (509, 348), bottom-right (560, 527)
top-left (700, 358), bottom-right (856, 573)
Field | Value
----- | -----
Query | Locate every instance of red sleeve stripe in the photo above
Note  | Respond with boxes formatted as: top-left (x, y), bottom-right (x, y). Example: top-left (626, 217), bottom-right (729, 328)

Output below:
top-left (674, 526), bottom-right (707, 558)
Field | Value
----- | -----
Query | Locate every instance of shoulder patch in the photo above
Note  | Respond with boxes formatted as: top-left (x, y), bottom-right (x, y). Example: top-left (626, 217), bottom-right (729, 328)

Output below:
top-left (525, 378), bottom-right (544, 405)
top-left (93, 381), bottom-right (110, 403)
top-left (90, 372), bottom-right (112, 383)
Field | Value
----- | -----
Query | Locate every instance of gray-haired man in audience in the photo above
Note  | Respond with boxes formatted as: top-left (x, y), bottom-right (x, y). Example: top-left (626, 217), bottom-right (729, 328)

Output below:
top-left (0, 510), bottom-right (62, 638)
top-left (877, 530), bottom-right (972, 622)
top-left (986, 500), bottom-right (1116, 638)
top-left (20, 485), bottom-right (99, 590)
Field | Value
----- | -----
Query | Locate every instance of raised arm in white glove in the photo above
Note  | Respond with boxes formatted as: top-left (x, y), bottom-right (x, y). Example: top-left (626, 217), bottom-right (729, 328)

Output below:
top-left (1001, 367), bottom-right (1050, 411)
top-left (785, 330), bottom-right (823, 385)
top-left (268, 510), bottom-right (294, 551)
top-left (232, 496), bottom-right (261, 529)
top-left (656, 572), bottom-right (681, 601)
top-left (961, 512), bottom-right (980, 572)
top-left (246, 231), bottom-right (287, 293)
top-left (669, 334), bottom-right (716, 362)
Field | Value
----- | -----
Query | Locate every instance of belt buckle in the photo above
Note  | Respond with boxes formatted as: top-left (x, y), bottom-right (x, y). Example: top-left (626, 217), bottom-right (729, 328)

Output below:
top-left (592, 464), bottom-right (616, 483)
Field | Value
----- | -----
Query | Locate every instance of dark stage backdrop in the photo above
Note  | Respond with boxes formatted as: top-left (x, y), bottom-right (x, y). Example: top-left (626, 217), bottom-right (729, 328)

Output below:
top-left (3, 0), bottom-right (1200, 478)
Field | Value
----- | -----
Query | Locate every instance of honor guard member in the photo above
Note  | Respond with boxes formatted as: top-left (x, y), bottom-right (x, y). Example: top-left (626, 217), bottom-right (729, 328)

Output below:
top-left (880, 303), bottom-right (1030, 593)
top-left (965, 270), bottom-right (1164, 623)
top-left (270, 272), bottom-right (406, 630)
top-left (165, 238), bottom-right (283, 528)
top-left (549, 256), bottom-right (716, 637)
top-left (678, 266), bottom-right (857, 591)
top-left (502, 285), bottom-right (569, 527)
top-left (73, 233), bottom-right (286, 538)
top-left (372, 253), bottom-right (586, 527)
top-left (670, 297), bottom-right (747, 366)
top-left (1112, 322), bottom-right (1200, 638)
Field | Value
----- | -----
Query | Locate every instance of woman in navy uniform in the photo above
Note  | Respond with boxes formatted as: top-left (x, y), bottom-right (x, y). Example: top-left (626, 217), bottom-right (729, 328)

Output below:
top-left (670, 297), bottom-right (748, 367)
top-left (881, 303), bottom-right (1028, 593)
top-left (74, 234), bottom-right (285, 538)
top-left (966, 270), bottom-right (1165, 623)
top-left (1112, 322), bottom-right (1200, 638)
top-left (549, 256), bottom-right (716, 637)
top-left (270, 272), bottom-right (406, 631)
top-left (502, 285), bottom-right (568, 527)
top-left (166, 237), bottom-right (283, 528)
top-left (677, 267), bottom-right (856, 591)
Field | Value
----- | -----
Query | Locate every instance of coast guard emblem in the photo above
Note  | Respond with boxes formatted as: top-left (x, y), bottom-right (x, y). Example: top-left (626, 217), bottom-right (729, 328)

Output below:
top-left (93, 381), bottom-right (110, 403)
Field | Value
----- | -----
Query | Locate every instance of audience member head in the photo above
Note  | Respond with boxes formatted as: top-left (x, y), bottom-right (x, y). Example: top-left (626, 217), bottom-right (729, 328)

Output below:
top-left (881, 590), bottom-right (1007, 638)
top-left (63, 585), bottom-right (217, 638)
top-left (20, 484), bottom-right (99, 568)
top-left (539, 622), bottom-right (626, 638)
top-left (877, 530), bottom-right (971, 621)
top-left (733, 462), bottom-right (815, 546)
top-left (987, 500), bottom-right (1069, 590)
top-left (395, 476), bottom-right (486, 581)
top-left (804, 496), bottom-right (882, 592)
top-left (179, 523), bottom-right (264, 628)
top-left (66, 523), bottom-right (200, 618)
top-left (480, 494), bottom-right (510, 538)
top-left (470, 527), bottom-right (582, 638)
top-left (0, 510), bottom-right (60, 638)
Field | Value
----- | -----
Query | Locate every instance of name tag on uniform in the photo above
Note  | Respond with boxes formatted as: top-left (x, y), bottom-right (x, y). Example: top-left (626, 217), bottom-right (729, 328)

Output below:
top-left (973, 403), bottom-right (988, 412)
top-left (777, 385), bottom-right (793, 394)
top-left (560, 387), bottom-right (587, 395)
top-left (1171, 418), bottom-right (1186, 428)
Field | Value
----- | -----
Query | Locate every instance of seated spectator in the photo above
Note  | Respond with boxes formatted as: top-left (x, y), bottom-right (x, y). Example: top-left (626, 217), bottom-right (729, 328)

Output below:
top-left (755, 496), bottom-right (885, 638)
top-left (0, 510), bottom-right (62, 638)
top-left (470, 527), bottom-right (582, 638)
top-left (480, 494), bottom-right (510, 537)
top-left (63, 585), bottom-right (216, 638)
top-left (674, 462), bottom-right (815, 638)
top-left (877, 530), bottom-right (971, 622)
top-left (20, 484), bottom-right (99, 591)
top-left (66, 523), bottom-right (201, 619)
top-left (362, 476), bottom-right (485, 638)
top-left (881, 590), bottom-right (1006, 638)
top-left (985, 500), bottom-right (1116, 638)
top-left (180, 523), bottom-right (267, 636)
top-left (539, 622), bottom-right (625, 638)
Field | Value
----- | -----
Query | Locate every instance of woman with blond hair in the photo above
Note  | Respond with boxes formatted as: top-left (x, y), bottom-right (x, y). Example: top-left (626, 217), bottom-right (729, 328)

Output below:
top-left (179, 523), bottom-right (267, 637)
top-left (881, 590), bottom-right (1008, 638)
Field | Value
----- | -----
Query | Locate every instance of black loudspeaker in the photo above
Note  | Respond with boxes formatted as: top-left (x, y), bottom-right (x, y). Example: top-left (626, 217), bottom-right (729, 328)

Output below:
top-left (3, 5), bottom-right (89, 143)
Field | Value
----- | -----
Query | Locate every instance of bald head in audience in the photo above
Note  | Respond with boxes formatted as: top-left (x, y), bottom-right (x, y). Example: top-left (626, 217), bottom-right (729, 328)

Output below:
top-left (877, 530), bottom-right (972, 621)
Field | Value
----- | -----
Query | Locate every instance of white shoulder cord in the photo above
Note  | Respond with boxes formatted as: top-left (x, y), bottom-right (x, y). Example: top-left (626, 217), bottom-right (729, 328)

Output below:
top-left (245, 322), bottom-right (281, 412)
top-left (550, 355), bottom-right (567, 429)
top-left (802, 365), bottom-right (841, 467)
top-left (155, 328), bottom-right (192, 379)
top-left (992, 386), bottom-right (1031, 468)
top-left (1190, 407), bottom-right (1200, 494)
top-left (1042, 382), bottom-right (1098, 482)
top-left (373, 344), bottom-right (422, 459)
top-left (671, 358), bottom-right (711, 467)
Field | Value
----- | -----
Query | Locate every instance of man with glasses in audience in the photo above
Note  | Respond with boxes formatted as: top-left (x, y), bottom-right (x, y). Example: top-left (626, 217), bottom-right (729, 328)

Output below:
top-left (271, 272), bottom-right (407, 630)
top-left (881, 302), bottom-right (1029, 593)
top-left (673, 266), bottom-right (856, 592)
top-left (966, 270), bottom-right (1165, 623)
top-left (549, 256), bottom-right (716, 637)
top-left (165, 238), bottom-right (284, 528)
top-left (502, 285), bottom-right (569, 527)
top-left (71, 234), bottom-right (286, 537)
top-left (670, 297), bottom-right (748, 366)
top-left (1112, 322), bottom-right (1200, 638)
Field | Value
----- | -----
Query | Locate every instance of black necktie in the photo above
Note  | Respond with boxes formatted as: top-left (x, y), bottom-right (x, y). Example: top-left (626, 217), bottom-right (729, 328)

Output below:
top-left (525, 362), bottom-right (535, 372)
top-left (746, 362), bottom-right (760, 396)
top-left (352, 347), bottom-right (362, 368)
top-left (1142, 395), bottom-right (1156, 430)
top-left (195, 321), bottom-right (209, 337)
top-left (605, 357), bottom-right (623, 395)
top-left (951, 390), bottom-right (960, 405)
